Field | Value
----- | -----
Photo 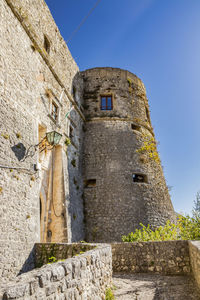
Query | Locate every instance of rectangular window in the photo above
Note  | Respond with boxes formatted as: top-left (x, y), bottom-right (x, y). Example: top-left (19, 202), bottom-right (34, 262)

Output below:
top-left (132, 173), bottom-right (148, 183)
top-left (51, 101), bottom-right (58, 121)
top-left (84, 179), bottom-right (96, 188)
top-left (131, 123), bottom-right (141, 132)
top-left (101, 95), bottom-right (113, 110)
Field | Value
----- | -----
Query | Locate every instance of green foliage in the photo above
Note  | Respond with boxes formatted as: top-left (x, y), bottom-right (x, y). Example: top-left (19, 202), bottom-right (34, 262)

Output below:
top-left (16, 132), bottom-right (21, 139)
top-left (106, 288), bottom-right (115, 300)
top-left (193, 191), bottom-right (200, 218)
top-left (64, 137), bottom-right (71, 147)
top-left (122, 215), bottom-right (200, 242)
top-left (48, 256), bottom-right (57, 264)
top-left (1, 133), bottom-right (9, 139)
top-left (65, 137), bottom-right (71, 155)
top-left (136, 133), bottom-right (160, 164)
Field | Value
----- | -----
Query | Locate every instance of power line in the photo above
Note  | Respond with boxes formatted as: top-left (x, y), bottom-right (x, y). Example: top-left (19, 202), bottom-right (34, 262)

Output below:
top-left (67, 0), bottom-right (102, 44)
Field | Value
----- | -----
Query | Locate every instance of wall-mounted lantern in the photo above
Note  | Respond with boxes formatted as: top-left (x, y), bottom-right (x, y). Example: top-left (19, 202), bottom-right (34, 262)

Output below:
top-left (46, 131), bottom-right (62, 147)
top-left (22, 131), bottom-right (62, 161)
top-left (38, 131), bottom-right (62, 152)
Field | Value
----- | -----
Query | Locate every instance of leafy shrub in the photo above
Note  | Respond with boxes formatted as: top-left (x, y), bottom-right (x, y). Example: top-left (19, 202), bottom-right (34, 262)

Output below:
top-left (105, 288), bottom-right (115, 300)
top-left (122, 215), bottom-right (200, 242)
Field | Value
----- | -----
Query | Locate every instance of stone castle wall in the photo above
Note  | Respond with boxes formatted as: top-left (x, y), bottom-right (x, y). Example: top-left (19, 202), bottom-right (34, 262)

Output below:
top-left (0, 243), bottom-right (112, 300)
top-left (81, 67), bottom-right (175, 242)
top-left (0, 0), bottom-right (84, 282)
top-left (1, 241), bottom-right (200, 299)
top-left (1, 0), bottom-right (176, 283)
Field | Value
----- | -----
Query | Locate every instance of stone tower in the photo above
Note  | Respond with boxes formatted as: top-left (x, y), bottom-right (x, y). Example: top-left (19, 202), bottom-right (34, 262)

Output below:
top-left (81, 67), bottom-right (175, 242)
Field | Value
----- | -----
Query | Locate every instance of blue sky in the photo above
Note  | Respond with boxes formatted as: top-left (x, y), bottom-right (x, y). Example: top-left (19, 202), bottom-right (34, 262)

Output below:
top-left (45, 0), bottom-right (200, 215)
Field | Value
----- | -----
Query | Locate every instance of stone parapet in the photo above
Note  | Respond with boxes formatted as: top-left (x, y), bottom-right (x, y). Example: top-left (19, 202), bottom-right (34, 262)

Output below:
top-left (189, 241), bottom-right (200, 290)
top-left (112, 241), bottom-right (191, 275)
top-left (0, 243), bottom-right (112, 300)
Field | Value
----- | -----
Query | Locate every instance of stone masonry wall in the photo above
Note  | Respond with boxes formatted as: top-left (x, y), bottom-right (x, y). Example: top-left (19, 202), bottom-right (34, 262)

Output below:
top-left (81, 67), bottom-right (175, 242)
top-left (0, 243), bottom-right (112, 300)
top-left (112, 241), bottom-right (191, 275)
top-left (0, 0), bottom-right (84, 282)
top-left (189, 241), bottom-right (200, 289)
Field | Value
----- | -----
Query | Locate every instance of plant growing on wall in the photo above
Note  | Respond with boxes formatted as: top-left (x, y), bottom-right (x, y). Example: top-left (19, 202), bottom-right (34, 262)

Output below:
top-left (105, 288), bottom-right (115, 300)
top-left (136, 133), bottom-right (160, 164)
top-left (64, 137), bottom-right (71, 155)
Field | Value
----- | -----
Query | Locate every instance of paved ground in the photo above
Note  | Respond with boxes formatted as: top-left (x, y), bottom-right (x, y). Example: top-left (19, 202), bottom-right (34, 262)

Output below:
top-left (113, 273), bottom-right (200, 300)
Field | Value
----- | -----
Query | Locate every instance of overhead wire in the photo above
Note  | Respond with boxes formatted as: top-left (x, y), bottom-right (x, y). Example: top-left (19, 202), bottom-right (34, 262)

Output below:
top-left (66, 0), bottom-right (102, 44)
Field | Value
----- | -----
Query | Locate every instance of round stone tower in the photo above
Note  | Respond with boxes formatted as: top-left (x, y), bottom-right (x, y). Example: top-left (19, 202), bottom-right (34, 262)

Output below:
top-left (81, 67), bottom-right (175, 242)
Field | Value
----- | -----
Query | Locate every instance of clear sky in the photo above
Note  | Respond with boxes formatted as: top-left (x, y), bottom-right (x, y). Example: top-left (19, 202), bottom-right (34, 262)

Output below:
top-left (45, 0), bottom-right (200, 215)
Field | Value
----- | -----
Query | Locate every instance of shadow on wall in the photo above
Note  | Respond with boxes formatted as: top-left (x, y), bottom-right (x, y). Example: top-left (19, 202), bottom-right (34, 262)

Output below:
top-left (11, 143), bottom-right (26, 161)
top-left (17, 245), bottom-right (36, 276)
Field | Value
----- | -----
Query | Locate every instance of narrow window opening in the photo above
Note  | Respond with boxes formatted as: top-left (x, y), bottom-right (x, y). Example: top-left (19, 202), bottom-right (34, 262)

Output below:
top-left (44, 35), bottom-right (50, 54)
top-left (72, 86), bottom-right (76, 100)
top-left (145, 107), bottom-right (150, 123)
top-left (84, 179), bottom-right (96, 188)
top-left (51, 101), bottom-right (58, 121)
top-left (47, 230), bottom-right (52, 238)
top-left (101, 95), bottom-right (113, 110)
top-left (131, 123), bottom-right (141, 132)
top-left (132, 173), bottom-right (148, 183)
top-left (69, 126), bottom-right (74, 140)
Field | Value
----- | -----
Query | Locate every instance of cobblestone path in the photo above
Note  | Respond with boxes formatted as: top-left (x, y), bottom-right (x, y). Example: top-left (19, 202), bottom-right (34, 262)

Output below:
top-left (113, 273), bottom-right (200, 300)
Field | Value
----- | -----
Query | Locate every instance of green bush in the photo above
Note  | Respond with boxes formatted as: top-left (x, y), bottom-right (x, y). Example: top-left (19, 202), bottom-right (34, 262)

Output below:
top-left (122, 215), bottom-right (200, 242)
top-left (105, 288), bottom-right (115, 300)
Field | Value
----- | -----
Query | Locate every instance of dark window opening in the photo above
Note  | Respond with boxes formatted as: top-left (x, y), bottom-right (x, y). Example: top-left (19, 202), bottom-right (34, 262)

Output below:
top-left (69, 126), bottom-right (74, 140)
top-left (47, 230), bottom-right (52, 238)
top-left (145, 107), bottom-right (150, 123)
top-left (101, 95), bottom-right (113, 110)
top-left (131, 123), bottom-right (141, 132)
top-left (84, 179), bottom-right (96, 188)
top-left (40, 198), bottom-right (42, 221)
top-left (51, 101), bottom-right (58, 121)
top-left (132, 173), bottom-right (148, 183)
top-left (44, 35), bottom-right (50, 54)
top-left (72, 86), bottom-right (76, 100)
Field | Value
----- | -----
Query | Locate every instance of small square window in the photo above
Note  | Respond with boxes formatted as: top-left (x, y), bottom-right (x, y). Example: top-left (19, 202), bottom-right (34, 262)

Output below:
top-left (131, 123), bottom-right (141, 132)
top-left (101, 95), bottom-right (113, 110)
top-left (132, 173), bottom-right (148, 183)
top-left (84, 179), bottom-right (96, 188)
top-left (51, 101), bottom-right (58, 121)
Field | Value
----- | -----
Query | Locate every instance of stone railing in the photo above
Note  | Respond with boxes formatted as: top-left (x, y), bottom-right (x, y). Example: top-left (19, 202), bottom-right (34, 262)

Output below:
top-left (0, 243), bottom-right (112, 300)
top-left (112, 240), bottom-right (191, 275)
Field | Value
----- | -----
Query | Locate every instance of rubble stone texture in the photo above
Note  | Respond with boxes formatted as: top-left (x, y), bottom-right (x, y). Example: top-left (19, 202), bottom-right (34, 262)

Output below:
top-left (81, 67), bottom-right (175, 242)
top-left (112, 241), bottom-right (191, 275)
top-left (0, 244), bottom-right (112, 300)
top-left (0, 0), bottom-right (84, 282)
top-left (1, 0), bottom-right (176, 284)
